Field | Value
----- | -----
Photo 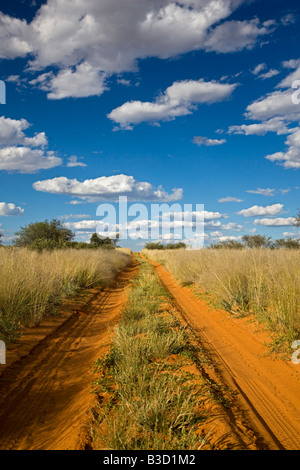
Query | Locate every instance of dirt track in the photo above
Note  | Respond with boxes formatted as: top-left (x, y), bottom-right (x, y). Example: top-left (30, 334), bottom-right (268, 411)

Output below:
top-left (147, 257), bottom-right (300, 450)
top-left (1, 253), bottom-right (299, 451)
top-left (0, 260), bottom-right (137, 450)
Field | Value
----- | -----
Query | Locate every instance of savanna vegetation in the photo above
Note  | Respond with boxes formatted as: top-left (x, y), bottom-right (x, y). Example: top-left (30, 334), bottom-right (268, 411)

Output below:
top-left (210, 234), bottom-right (300, 250)
top-left (11, 219), bottom-right (119, 251)
top-left (144, 241), bottom-right (187, 250)
top-left (91, 256), bottom-right (230, 450)
top-left (143, 245), bottom-right (300, 341)
top-left (0, 219), bottom-right (132, 343)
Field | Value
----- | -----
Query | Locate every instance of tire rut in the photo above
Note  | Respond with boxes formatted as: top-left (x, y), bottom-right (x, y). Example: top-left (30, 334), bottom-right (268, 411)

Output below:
top-left (0, 261), bottom-right (137, 450)
top-left (147, 257), bottom-right (300, 451)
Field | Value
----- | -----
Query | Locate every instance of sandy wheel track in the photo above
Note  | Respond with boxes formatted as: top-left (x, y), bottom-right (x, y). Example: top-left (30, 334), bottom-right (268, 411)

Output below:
top-left (0, 260), bottom-right (137, 450)
top-left (148, 257), bottom-right (300, 450)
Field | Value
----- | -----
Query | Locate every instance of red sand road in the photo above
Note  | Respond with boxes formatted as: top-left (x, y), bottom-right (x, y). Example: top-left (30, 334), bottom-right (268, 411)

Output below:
top-left (0, 260), bottom-right (137, 450)
top-left (148, 257), bottom-right (300, 450)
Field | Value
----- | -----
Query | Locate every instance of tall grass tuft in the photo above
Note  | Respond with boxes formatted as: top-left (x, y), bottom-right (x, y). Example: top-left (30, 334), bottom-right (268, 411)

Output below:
top-left (143, 248), bottom-right (300, 338)
top-left (0, 247), bottom-right (131, 342)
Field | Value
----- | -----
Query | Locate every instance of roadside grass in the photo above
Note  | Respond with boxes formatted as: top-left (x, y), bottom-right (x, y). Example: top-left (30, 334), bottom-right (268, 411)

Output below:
top-left (91, 257), bottom-right (233, 450)
top-left (142, 248), bottom-right (300, 350)
top-left (0, 247), bottom-right (131, 343)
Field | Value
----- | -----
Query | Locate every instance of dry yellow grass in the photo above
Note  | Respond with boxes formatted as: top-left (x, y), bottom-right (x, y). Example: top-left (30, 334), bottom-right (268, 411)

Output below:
top-left (143, 248), bottom-right (300, 336)
top-left (0, 247), bottom-right (131, 342)
top-left (116, 247), bottom-right (133, 255)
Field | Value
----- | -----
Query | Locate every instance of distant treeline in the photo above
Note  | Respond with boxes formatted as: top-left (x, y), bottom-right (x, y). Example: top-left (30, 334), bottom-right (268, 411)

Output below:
top-left (0, 219), bottom-right (118, 251)
top-left (0, 218), bottom-right (299, 251)
top-left (209, 235), bottom-right (300, 250)
top-left (144, 242), bottom-right (187, 250)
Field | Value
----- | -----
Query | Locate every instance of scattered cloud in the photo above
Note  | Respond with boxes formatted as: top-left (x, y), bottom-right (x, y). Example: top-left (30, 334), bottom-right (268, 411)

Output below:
top-left (238, 203), bottom-right (284, 217)
top-left (0, 1), bottom-right (277, 100)
top-left (204, 220), bottom-right (223, 230)
top-left (33, 174), bottom-right (183, 202)
top-left (258, 69), bottom-right (280, 80)
top-left (229, 118), bottom-right (291, 136)
top-left (254, 217), bottom-right (296, 226)
top-left (108, 79), bottom-right (237, 129)
top-left (245, 89), bottom-right (300, 123)
top-left (203, 18), bottom-right (276, 53)
top-left (117, 78), bottom-right (131, 87)
top-left (0, 12), bottom-right (32, 59)
top-left (160, 210), bottom-right (224, 221)
top-left (31, 64), bottom-right (108, 100)
top-left (211, 234), bottom-right (242, 242)
top-left (251, 63), bottom-right (280, 80)
top-left (281, 14), bottom-right (297, 26)
top-left (6, 74), bottom-right (21, 84)
top-left (210, 231), bottom-right (223, 237)
top-left (221, 222), bottom-right (243, 231)
top-left (279, 188), bottom-right (291, 194)
top-left (63, 220), bottom-right (100, 230)
top-left (193, 136), bottom-right (226, 146)
top-left (0, 116), bottom-right (62, 173)
top-left (229, 58), bottom-right (300, 169)
top-left (283, 231), bottom-right (300, 239)
top-left (266, 128), bottom-right (300, 169)
top-left (218, 196), bottom-right (243, 203)
top-left (251, 63), bottom-right (267, 75)
top-left (246, 188), bottom-right (276, 197)
top-left (66, 156), bottom-right (87, 168)
top-left (0, 116), bottom-right (47, 147)
top-left (58, 214), bottom-right (92, 220)
top-left (67, 200), bottom-right (85, 205)
top-left (0, 202), bottom-right (24, 216)
top-left (0, 147), bottom-right (62, 173)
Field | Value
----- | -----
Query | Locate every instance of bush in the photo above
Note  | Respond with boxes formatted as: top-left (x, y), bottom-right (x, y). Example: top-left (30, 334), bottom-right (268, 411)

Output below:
top-left (145, 242), bottom-right (186, 250)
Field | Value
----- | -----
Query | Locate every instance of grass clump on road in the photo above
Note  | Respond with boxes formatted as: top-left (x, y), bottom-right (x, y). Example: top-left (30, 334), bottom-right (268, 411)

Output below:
top-left (92, 257), bottom-right (208, 450)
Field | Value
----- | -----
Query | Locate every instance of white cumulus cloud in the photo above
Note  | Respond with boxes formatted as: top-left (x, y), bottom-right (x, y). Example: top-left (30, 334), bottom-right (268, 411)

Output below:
top-left (0, 147), bottom-right (62, 173)
top-left (33, 174), bottom-right (183, 202)
top-left (228, 59), bottom-right (300, 169)
top-left (108, 79), bottom-right (237, 128)
top-left (193, 136), bottom-right (227, 146)
top-left (238, 204), bottom-right (284, 217)
top-left (0, 116), bottom-right (62, 173)
top-left (218, 196), bottom-right (243, 203)
top-left (254, 217), bottom-right (296, 226)
top-left (0, 0), bottom-right (277, 100)
top-left (0, 202), bottom-right (24, 216)
top-left (246, 188), bottom-right (276, 197)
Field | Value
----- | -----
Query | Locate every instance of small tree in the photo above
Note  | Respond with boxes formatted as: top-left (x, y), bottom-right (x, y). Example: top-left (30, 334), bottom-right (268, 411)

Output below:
top-left (144, 242), bottom-right (164, 250)
top-left (112, 232), bottom-right (120, 247)
top-left (0, 233), bottom-right (2, 245)
top-left (295, 210), bottom-right (300, 227)
top-left (90, 233), bottom-right (116, 248)
top-left (14, 219), bottom-right (74, 248)
top-left (90, 233), bottom-right (103, 247)
top-left (210, 240), bottom-right (244, 249)
top-left (242, 235), bottom-right (272, 249)
top-left (273, 238), bottom-right (300, 249)
top-left (165, 242), bottom-right (186, 250)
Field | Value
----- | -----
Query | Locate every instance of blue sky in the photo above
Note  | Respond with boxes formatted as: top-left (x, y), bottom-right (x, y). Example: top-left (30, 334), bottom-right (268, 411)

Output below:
top-left (0, 0), bottom-right (299, 249)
